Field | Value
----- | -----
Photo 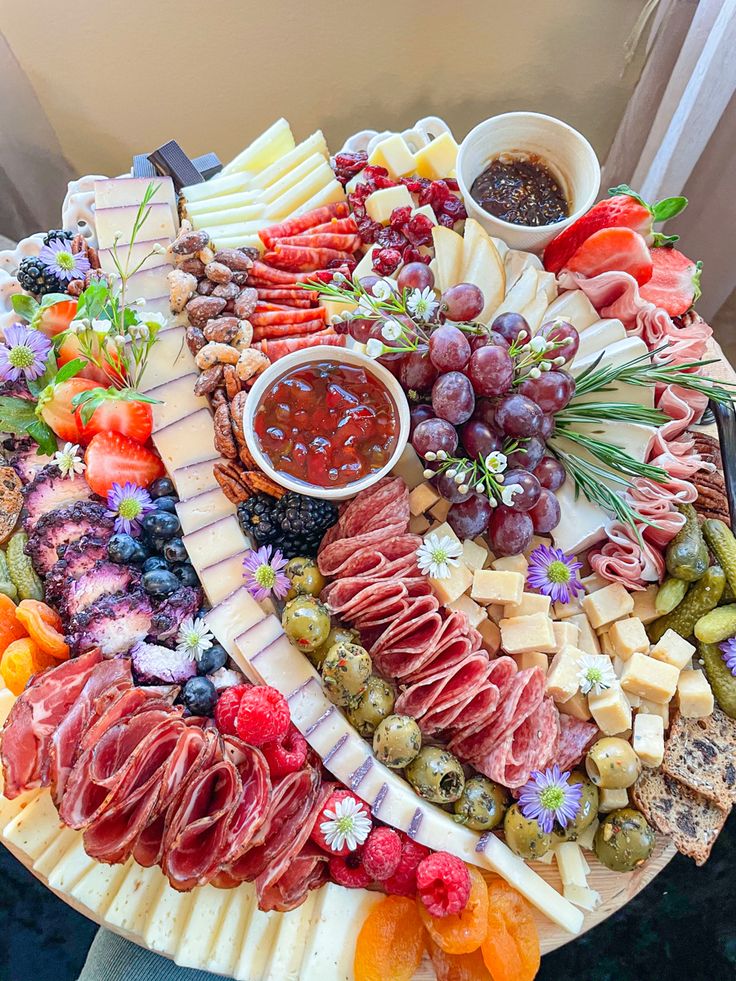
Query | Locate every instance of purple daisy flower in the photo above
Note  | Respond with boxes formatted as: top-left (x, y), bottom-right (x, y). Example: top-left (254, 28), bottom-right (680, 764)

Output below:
top-left (720, 638), bottom-right (736, 678)
top-left (527, 544), bottom-right (584, 605)
top-left (0, 324), bottom-right (52, 382)
top-left (242, 545), bottom-right (290, 602)
top-left (37, 239), bottom-right (91, 283)
top-left (106, 481), bottom-right (155, 535)
top-left (518, 765), bottom-right (583, 835)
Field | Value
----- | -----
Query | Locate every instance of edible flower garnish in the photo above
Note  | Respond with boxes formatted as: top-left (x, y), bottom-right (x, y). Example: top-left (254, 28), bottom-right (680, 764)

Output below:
top-left (381, 319), bottom-right (403, 342)
top-left (319, 795), bottom-right (373, 852)
top-left (719, 637), bottom-right (736, 678)
top-left (365, 337), bottom-right (385, 359)
top-left (37, 239), bottom-right (91, 283)
top-left (176, 616), bottom-right (215, 663)
top-left (242, 545), bottom-right (290, 602)
top-left (105, 481), bottom-right (155, 535)
top-left (0, 324), bottom-right (52, 382)
top-left (577, 653), bottom-right (617, 695)
top-left (518, 765), bottom-right (583, 835)
top-left (406, 286), bottom-right (438, 320)
top-left (526, 544), bottom-right (584, 604)
top-left (416, 532), bottom-right (463, 580)
top-left (53, 442), bottom-right (86, 480)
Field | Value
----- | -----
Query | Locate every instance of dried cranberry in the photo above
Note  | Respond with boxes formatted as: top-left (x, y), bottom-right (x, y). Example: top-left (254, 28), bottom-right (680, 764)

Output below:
top-left (437, 212), bottom-right (456, 227)
top-left (440, 195), bottom-right (467, 221)
top-left (389, 205), bottom-right (413, 229)
top-left (328, 255), bottom-right (357, 272)
top-left (356, 217), bottom-right (382, 244)
top-left (376, 226), bottom-right (406, 249)
top-left (402, 246), bottom-right (430, 265)
top-left (373, 248), bottom-right (402, 275)
top-left (404, 214), bottom-right (434, 246)
top-left (333, 150), bottom-right (368, 186)
top-left (400, 176), bottom-right (430, 194)
top-left (445, 177), bottom-right (460, 191)
top-left (349, 183), bottom-right (372, 207)
top-left (419, 179), bottom-right (452, 210)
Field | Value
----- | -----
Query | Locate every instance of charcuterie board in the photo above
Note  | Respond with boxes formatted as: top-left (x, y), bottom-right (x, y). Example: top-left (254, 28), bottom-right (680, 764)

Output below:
top-left (2, 112), bottom-right (736, 981)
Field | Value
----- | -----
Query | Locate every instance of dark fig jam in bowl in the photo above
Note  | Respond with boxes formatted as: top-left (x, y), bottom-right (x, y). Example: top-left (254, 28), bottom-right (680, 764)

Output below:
top-left (244, 347), bottom-right (410, 501)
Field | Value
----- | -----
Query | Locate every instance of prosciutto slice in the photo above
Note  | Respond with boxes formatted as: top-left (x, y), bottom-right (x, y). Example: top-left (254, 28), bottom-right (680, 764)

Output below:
top-left (257, 843), bottom-right (329, 913)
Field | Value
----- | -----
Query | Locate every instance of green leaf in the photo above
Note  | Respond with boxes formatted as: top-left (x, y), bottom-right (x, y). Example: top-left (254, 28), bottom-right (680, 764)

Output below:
top-left (607, 184), bottom-right (651, 211)
top-left (25, 419), bottom-right (58, 456)
top-left (25, 350), bottom-right (58, 398)
top-left (70, 385), bottom-right (160, 426)
top-left (651, 232), bottom-right (680, 247)
top-left (55, 357), bottom-right (88, 385)
top-left (652, 195), bottom-right (688, 222)
top-left (11, 293), bottom-right (38, 322)
top-left (0, 395), bottom-right (37, 432)
top-left (692, 259), bottom-right (703, 307)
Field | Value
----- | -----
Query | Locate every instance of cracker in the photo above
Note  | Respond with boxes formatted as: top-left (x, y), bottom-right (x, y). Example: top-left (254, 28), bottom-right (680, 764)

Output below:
top-left (661, 706), bottom-right (736, 807)
top-left (0, 466), bottom-right (23, 544)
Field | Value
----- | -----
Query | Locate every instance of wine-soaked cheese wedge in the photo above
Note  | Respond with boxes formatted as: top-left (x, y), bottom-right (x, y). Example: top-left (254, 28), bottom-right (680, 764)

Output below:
top-left (105, 862), bottom-right (167, 937)
top-left (232, 617), bottom-right (287, 684)
top-left (262, 891), bottom-right (321, 981)
top-left (205, 586), bottom-right (265, 656)
top-left (68, 855), bottom-right (132, 917)
top-left (199, 552), bottom-right (250, 606)
top-left (123, 264), bottom-right (174, 301)
top-left (174, 884), bottom-right (236, 970)
top-left (171, 457), bottom-right (219, 499)
top-left (96, 203), bottom-right (176, 250)
top-left (543, 289), bottom-right (599, 332)
top-left (143, 882), bottom-right (196, 956)
top-left (2, 789), bottom-right (63, 860)
top-left (300, 884), bottom-right (383, 981)
top-left (138, 328), bottom-right (197, 391)
top-left (95, 177), bottom-right (177, 220)
top-left (183, 515), bottom-right (248, 576)
top-left (206, 885), bottom-right (256, 977)
top-left (219, 118), bottom-right (295, 178)
top-left (33, 826), bottom-right (81, 879)
top-left (98, 238), bottom-right (173, 276)
top-left (46, 835), bottom-right (97, 893)
top-left (152, 407), bottom-right (215, 472)
top-left (148, 374), bottom-right (209, 432)
top-left (573, 318), bottom-right (627, 363)
top-left (176, 487), bottom-right (235, 536)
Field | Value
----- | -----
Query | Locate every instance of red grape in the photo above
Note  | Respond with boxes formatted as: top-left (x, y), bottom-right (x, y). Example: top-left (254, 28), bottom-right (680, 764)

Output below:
top-left (472, 398), bottom-right (499, 429)
top-left (432, 371), bottom-right (475, 425)
top-left (506, 436), bottom-right (545, 470)
top-left (470, 329), bottom-right (510, 352)
top-left (467, 346), bottom-right (514, 397)
top-left (538, 413), bottom-right (554, 439)
top-left (429, 325), bottom-right (471, 371)
top-left (441, 283), bottom-right (485, 322)
top-left (460, 419), bottom-right (502, 459)
top-left (538, 319), bottom-right (580, 364)
top-left (494, 394), bottom-right (543, 439)
top-left (533, 456), bottom-right (566, 491)
top-left (348, 318), bottom-right (375, 343)
top-left (528, 487), bottom-right (561, 533)
top-left (519, 370), bottom-right (575, 413)
top-left (359, 275), bottom-right (382, 294)
top-left (377, 352), bottom-right (404, 379)
top-left (400, 346), bottom-right (439, 393)
top-left (501, 469), bottom-right (541, 511)
top-left (488, 506), bottom-right (533, 556)
top-left (491, 312), bottom-right (530, 346)
top-left (435, 472), bottom-right (473, 503)
top-left (412, 418), bottom-right (458, 458)
top-left (397, 262), bottom-right (435, 292)
top-left (410, 403), bottom-right (435, 437)
top-left (447, 495), bottom-right (492, 538)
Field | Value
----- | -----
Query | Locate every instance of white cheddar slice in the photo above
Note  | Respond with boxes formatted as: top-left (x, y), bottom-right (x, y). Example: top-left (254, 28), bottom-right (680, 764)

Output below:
top-left (176, 487), bottom-right (235, 535)
top-left (258, 152), bottom-right (328, 207)
top-left (300, 885), bottom-right (383, 981)
top-left (189, 202), bottom-right (267, 228)
top-left (95, 203), bottom-right (175, 250)
top-left (199, 551), bottom-right (249, 606)
top-left (552, 477), bottom-right (608, 555)
top-left (138, 328), bottom-right (197, 391)
top-left (204, 886), bottom-right (255, 977)
top-left (69, 855), bottom-right (132, 918)
top-left (2, 790), bottom-right (63, 859)
top-left (33, 826), bottom-right (82, 879)
top-left (544, 289), bottom-right (599, 331)
top-left (265, 163), bottom-right (338, 220)
top-left (504, 248), bottom-right (543, 290)
top-left (152, 407), bottom-right (215, 473)
top-left (205, 586), bottom-right (265, 655)
top-left (183, 515), bottom-right (247, 575)
top-left (555, 841), bottom-right (588, 888)
top-left (148, 374), bottom-right (209, 432)
top-left (573, 318), bottom-right (627, 363)
top-left (171, 457), bottom-right (219, 499)
top-left (290, 178), bottom-right (346, 217)
top-left (46, 834), bottom-right (97, 893)
top-left (183, 171), bottom-right (253, 205)
top-left (220, 118), bottom-right (295, 177)
top-left (263, 891), bottom-right (320, 981)
top-left (492, 266), bottom-right (538, 322)
top-left (143, 882), bottom-right (196, 956)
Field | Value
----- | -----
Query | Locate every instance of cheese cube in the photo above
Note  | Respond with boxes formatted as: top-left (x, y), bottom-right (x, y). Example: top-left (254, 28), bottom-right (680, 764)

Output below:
top-left (408, 482), bottom-right (440, 516)
top-left (471, 570), bottom-right (524, 606)
top-left (504, 592), bottom-right (551, 619)
top-left (588, 683), bottom-right (632, 735)
top-left (429, 498), bottom-right (451, 522)
top-left (478, 618), bottom-right (501, 655)
top-left (448, 593), bottom-right (487, 630)
top-left (411, 204), bottom-right (438, 225)
top-left (413, 132), bottom-right (459, 180)
top-left (513, 651), bottom-right (549, 674)
top-left (650, 629), bottom-right (696, 671)
top-left (553, 595), bottom-right (585, 619)
top-left (620, 652), bottom-right (679, 704)
top-left (546, 645), bottom-right (587, 703)
top-left (491, 554), bottom-right (528, 576)
top-left (611, 655), bottom-right (625, 677)
top-left (427, 521), bottom-right (459, 545)
top-left (632, 584), bottom-right (660, 625)
top-left (365, 185), bottom-right (414, 224)
top-left (582, 583), bottom-right (634, 629)
top-left (409, 513), bottom-right (431, 535)
top-left (553, 620), bottom-right (580, 651)
top-left (368, 134), bottom-right (416, 179)
top-left (566, 615), bottom-right (601, 654)
top-left (500, 612), bottom-right (556, 655)
top-left (430, 561), bottom-right (473, 605)
top-left (598, 630), bottom-right (616, 657)
top-left (625, 690), bottom-right (641, 709)
top-left (633, 712), bottom-right (665, 767)
top-left (486, 604), bottom-right (505, 624)
top-left (352, 245), bottom-right (379, 281)
top-left (609, 617), bottom-right (649, 661)
top-left (598, 787), bottom-right (629, 813)
top-left (462, 539), bottom-right (488, 573)
top-left (558, 690), bottom-right (592, 721)
top-left (677, 670), bottom-right (714, 718)
top-left (581, 572), bottom-right (608, 594)
top-left (637, 698), bottom-right (670, 728)
top-left (392, 444), bottom-right (425, 490)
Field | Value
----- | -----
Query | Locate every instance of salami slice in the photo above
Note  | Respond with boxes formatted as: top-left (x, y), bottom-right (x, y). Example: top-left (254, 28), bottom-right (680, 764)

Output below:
top-left (553, 714), bottom-right (599, 772)
top-left (370, 595), bottom-right (444, 678)
top-left (395, 652), bottom-right (490, 734)
top-left (476, 697), bottom-right (561, 788)
top-left (321, 535), bottom-right (422, 584)
top-left (258, 203), bottom-right (350, 249)
top-left (447, 656), bottom-right (518, 743)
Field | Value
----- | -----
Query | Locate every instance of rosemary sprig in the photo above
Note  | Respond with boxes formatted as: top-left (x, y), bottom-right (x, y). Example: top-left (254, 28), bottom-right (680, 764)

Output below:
top-left (555, 402), bottom-right (667, 426)
top-left (551, 427), bottom-right (669, 482)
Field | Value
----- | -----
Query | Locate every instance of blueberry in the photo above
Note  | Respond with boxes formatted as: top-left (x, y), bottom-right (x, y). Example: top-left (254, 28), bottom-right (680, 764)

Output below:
top-left (149, 477), bottom-right (175, 499)
top-left (143, 556), bottom-right (170, 573)
top-left (173, 562), bottom-right (199, 587)
top-left (142, 511), bottom-right (181, 540)
top-left (197, 643), bottom-right (228, 676)
top-left (128, 540), bottom-right (150, 564)
top-left (154, 496), bottom-right (178, 513)
top-left (181, 676), bottom-right (217, 716)
top-left (142, 569), bottom-right (180, 598)
top-left (163, 537), bottom-right (188, 564)
top-left (108, 533), bottom-right (141, 564)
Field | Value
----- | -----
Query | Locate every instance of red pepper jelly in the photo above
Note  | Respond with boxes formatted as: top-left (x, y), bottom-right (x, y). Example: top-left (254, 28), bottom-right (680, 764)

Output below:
top-left (253, 361), bottom-right (398, 488)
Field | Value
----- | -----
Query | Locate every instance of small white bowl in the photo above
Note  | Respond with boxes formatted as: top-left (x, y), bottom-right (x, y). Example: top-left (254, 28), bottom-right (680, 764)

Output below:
top-left (244, 346), bottom-right (410, 501)
top-left (457, 112), bottom-right (600, 254)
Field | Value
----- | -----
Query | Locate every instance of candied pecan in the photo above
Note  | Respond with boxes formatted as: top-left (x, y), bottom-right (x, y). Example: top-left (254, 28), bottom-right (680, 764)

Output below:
top-left (178, 256), bottom-right (206, 277)
top-left (235, 348), bottom-right (269, 381)
top-left (168, 268), bottom-right (197, 313)
top-left (239, 444), bottom-right (259, 469)
top-left (195, 342), bottom-right (240, 370)
top-left (230, 391), bottom-right (248, 447)
top-left (197, 279), bottom-right (215, 296)
top-left (233, 287), bottom-right (258, 319)
top-left (214, 248), bottom-right (254, 272)
top-left (71, 235), bottom-right (101, 269)
top-left (232, 271), bottom-right (249, 287)
top-left (212, 282), bottom-right (240, 301)
top-left (214, 462), bottom-right (251, 504)
top-left (240, 247), bottom-right (260, 262)
top-left (185, 325), bottom-right (207, 355)
top-left (204, 316), bottom-right (240, 344)
top-left (67, 279), bottom-right (84, 297)
top-left (194, 364), bottom-right (224, 395)
top-left (210, 388), bottom-right (228, 410)
top-left (214, 403), bottom-right (238, 458)
top-left (186, 295), bottom-right (227, 328)
top-left (70, 233), bottom-right (87, 255)
top-left (205, 261), bottom-right (233, 285)
top-left (242, 470), bottom-right (287, 499)
top-left (223, 299), bottom-right (236, 314)
top-left (172, 229), bottom-right (211, 255)
top-left (223, 365), bottom-right (242, 400)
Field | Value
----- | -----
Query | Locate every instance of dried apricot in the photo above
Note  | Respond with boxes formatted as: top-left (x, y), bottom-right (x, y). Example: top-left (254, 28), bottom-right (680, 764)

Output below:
top-left (0, 637), bottom-right (56, 695)
top-left (0, 593), bottom-right (27, 654)
top-left (418, 865), bottom-right (489, 955)
top-left (428, 937), bottom-right (492, 980)
top-left (16, 599), bottom-right (69, 660)
top-left (354, 895), bottom-right (425, 981)
top-left (481, 876), bottom-right (540, 981)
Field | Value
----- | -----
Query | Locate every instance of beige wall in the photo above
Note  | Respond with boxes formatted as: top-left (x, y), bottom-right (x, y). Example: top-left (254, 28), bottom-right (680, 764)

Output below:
top-left (1, 0), bottom-right (649, 179)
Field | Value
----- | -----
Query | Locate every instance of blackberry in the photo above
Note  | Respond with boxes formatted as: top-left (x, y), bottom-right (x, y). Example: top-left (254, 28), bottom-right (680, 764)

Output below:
top-left (42, 229), bottom-right (73, 247)
top-left (17, 256), bottom-right (64, 297)
top-left (237, 492), bottom-right (337, 559)
top-left (238, 495), bottom-right (281, 547)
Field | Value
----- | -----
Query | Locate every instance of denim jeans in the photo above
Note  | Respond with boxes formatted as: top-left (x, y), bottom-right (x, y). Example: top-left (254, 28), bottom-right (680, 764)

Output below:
top-left (77, 929), bottom-right (231, 981)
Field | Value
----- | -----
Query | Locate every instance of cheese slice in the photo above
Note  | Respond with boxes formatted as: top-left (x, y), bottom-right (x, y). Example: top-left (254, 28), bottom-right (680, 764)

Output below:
top-left (264, 162), bottom-right (337, 219)
top-left (573, 318), bottom-right (627, 364)
top-left (98, 238), bottom-right (173, 276)
top-left (152, 407), bottom-right (215, 472)
top-left (206, 885), bottom-right (257, 977)
top-left (68, 855), bottom-right (132, 917)
top-left (123, 265), bottom-right (174, 301)
top-left (32, 826), bottom-right (81, 879)
top-left (188, 202), bottom-right (267, 228)
top-left (232, 905), bottom-right (282, 981)
top-left (249, 130), bottom-right (329, 191)
top-left (138, 328), bottom-right (197, 391)
top-left (219, 118), bottom-right (295, 177)
top-left (95, 203), bottom-right (176, 250)
top-left (199, 551), bottom-right (250, 606)
top-left (504, 248), bottom-right (543, 291)
top-left (143, 882), bottom-right (196, 956)
top-left (104, 862), bottom-right (167, 936)
top-left (46, 834), bottom-right (97, 893)
top-left (262, 891), bottom-right (320, 981)
top-left (148, 374), bottom-right (209, 432)
top-left (0, 788), bottom-right (41, 828)
top-left (300, 885), bottom-right (383, 981)
top-left (205, 586), bottom-right (265, 655)
top-left (95, 177), bottom-right (177, 221)
top-left (183, 514), bottom-right (248, 575)
top-left (291, 178), bottom-right (347, 217)
top-left (174, 884), bottom-right (237, 970)
top-left (0, 687), bottom-right (16, 725)
top-left (543, 289), bottom-right (599, 331)
top-left (171, 457), bottom-right (220, 499)
top-left (176, 487), bottom-right (235, 535)
top-left (552, 477), bottom-right (609, 555)
top-left (183, 171), bottom-right (253, 205)
top-left (258, 152), bottom-right (329, 207)
top-left (2, 789), bottom-right (64, 860)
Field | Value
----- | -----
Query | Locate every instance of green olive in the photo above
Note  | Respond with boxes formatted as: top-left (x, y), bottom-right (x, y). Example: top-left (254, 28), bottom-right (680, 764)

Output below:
top-left (346, 675), bottom-right (396, 736)
top-left (285, 557), bottom-right (326, 600)
top-left (321, 642), bottom-right (372, 707)
top-left (405, 746), bottom-right (465, 804)
top-left (308, 625), bottom-right (359, 668)
top-left (281, 596), bottom-right (331, 652)
top-left (453, 775), bottom-right (508, 831)
top-left (503, 803), bottom-right (552, 860)
top-left (585, 737), bottom-right (642, 790)
top-left (594, 807), bottom-right (655, 872)
top-left (554, 771), bottom-right (600, 841)
top-left (373, 714), bottom-right (422, 769)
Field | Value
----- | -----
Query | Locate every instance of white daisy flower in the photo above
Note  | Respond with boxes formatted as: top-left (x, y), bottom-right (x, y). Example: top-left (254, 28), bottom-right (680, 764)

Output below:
top-left (416, 532), bottom-right (463, 580)
top-left (406, 286), bottom-right (438, 320)
top-left (500, 483), bottom-right (523, 506)
top-left (371, 279), bottom-right (394, 301)
top-left (320, 796), bottom-right (372, 852)
top-left (365, 338), bottom-right (385, 359)
top-left (176, 616), bottom-right (215, 663)
top-left (52, 442), bottom-right (85, 480)
top-left (485, 451), bottom-right (508, 474)
top-left (381, 319), bottom-right (403, 342)
top-left (577, 654), bottom-right (617, 696)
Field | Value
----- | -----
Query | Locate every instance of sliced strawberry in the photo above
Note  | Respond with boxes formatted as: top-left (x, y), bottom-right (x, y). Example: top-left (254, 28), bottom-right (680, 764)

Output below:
top-left (566, 227), bottom-right (653, 286)
top-left (84, 431), bottom-right (164, 497)
top-left (543, 185), bottom-right (687, 274)
top-left (74, 388), bottom-right (153, 445)
top-left (38, 377), bottom-right (100, 443)
top-left (639, 246), bottom-right (702, 317)
top-left (34, 298), bottom-right (78, 338)
top-left (57, 333), bottom-right (126, 386)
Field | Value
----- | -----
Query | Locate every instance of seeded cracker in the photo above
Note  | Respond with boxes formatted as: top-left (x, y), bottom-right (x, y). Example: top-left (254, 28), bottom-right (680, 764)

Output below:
top-left (661, 705), bottom-right (736, 807)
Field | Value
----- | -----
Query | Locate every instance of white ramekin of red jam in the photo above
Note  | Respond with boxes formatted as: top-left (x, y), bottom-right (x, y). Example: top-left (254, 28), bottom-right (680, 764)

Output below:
top-left (244, 346), bottom-right (410, 500)
top-left (457, 112), bottom-right (600, 253)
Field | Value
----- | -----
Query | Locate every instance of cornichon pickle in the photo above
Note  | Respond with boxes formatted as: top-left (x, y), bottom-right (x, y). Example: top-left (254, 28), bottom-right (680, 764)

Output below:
top-left (702, 520), bottom-right (736, 595)
top-left (5, 532), bottom-right (44, 601)
top-left (723, 580), bottom-right (736, 604)
top-left (0, 548), bottom-right (18, 601)
top-left (699, 641), bottom-right (736, 719)
top-left (665, 504), bottom-right (709, 582)
top-left (695, 604), bottom-right (736, 644)
top-left (655, 577), bottom-right (689, 615)
top-left (648, 565), bottom-right (725, 643)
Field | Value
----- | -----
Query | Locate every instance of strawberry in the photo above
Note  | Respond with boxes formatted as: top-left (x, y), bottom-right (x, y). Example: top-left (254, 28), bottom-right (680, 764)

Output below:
top-left (543, 184), bottom-right (687, 274)
top-left (34, 298), bottom-right (78, 338)
top-left (566, 227), bottom-right (653, 286)
top-left (74, 388), bottom-right (153, 445)
top-left (57, 333), bottom-right (113, 385)
top-left (639, 246), bottom-right (702, 317)
top-left (310, 789), bottom-right (372, 857)
top-left (84, 431), bottom-right (164, 497)
top-left (38, 377), bottom-right (100, 443)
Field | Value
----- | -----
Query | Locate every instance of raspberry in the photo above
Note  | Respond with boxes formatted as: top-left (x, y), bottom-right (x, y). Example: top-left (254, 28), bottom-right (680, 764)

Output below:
top-left (310, 789), bottom-right (373, 856)
top-left (261, 724), bottom-right (308, 778)
top-left (404, 214), bottom-right (434, 246)
top-left (328, 852), bottom-right (372, 889)
top-left (416, 852), bottom-right (471, 917)
top-left (372, 248), bottom-right (402, 276)
top-left (214, 684), bottom-right (249, 735)
top-left (235, 685), bottom-right (290, 746)
top-left (362, 827), bottom-right (402, 881)
top-left (389, 205), bottom-right (413, 229)
top-left (383, 834), bottom-right (430, 897)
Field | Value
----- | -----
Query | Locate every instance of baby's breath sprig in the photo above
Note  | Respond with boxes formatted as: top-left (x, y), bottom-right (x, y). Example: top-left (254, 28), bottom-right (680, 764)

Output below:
top-left (510, 329), bottom-right (576, 383)
top-left (421, 447), bottom-right (526, 507)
